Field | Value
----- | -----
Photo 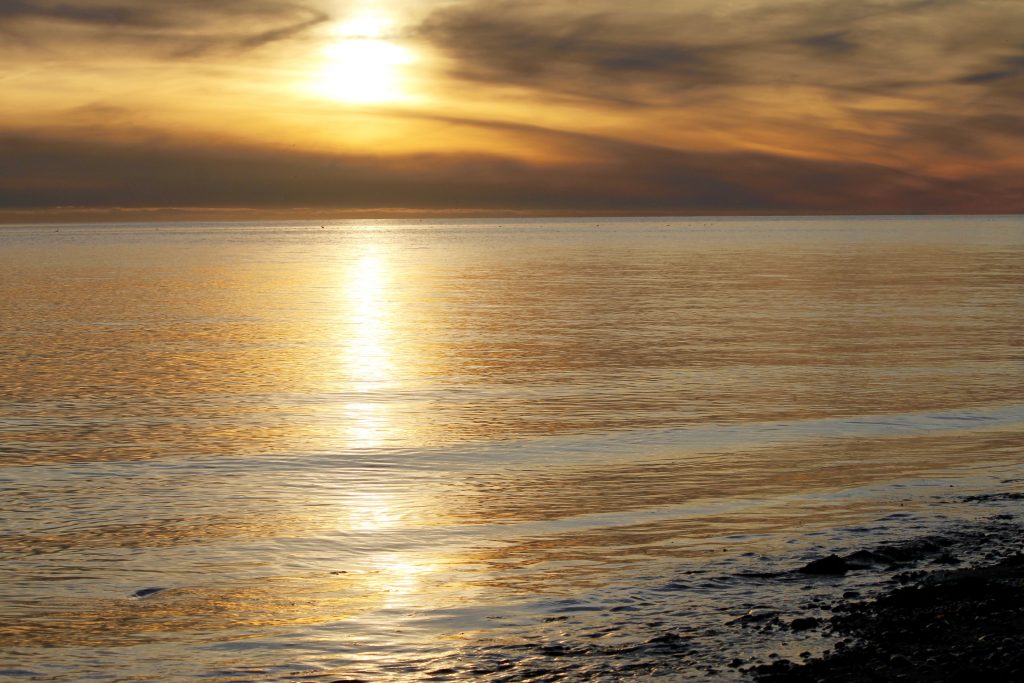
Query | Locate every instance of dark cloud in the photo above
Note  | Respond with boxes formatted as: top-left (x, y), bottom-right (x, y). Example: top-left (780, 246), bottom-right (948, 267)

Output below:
top-left (415, 0), bottom-right (1022, 103)
top-left (415, 4), bottom-right (734, 101)
top-left (1, 123), bottom-right (1016, 215)
top-left (411, 2), bottom-right (785, 97)
top-left (965, 113), bottom-right (1024, 138)
top-left (795, 31), bottom-right (858, 55)
top-left (420, 9), bottom-right (707, 77)
top-left (0, 1), bottom-right (151, 26)
top-left (956, 51), bottom-right (1024, 86)
top-left (235, 13), bottom-right (326, 50)
top-left (0, 0), bottom-right (330, 56)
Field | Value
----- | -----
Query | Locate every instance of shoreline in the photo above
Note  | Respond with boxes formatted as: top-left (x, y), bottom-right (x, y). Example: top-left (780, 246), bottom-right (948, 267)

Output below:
top-left (729, 495), bottom-right (1024, 681)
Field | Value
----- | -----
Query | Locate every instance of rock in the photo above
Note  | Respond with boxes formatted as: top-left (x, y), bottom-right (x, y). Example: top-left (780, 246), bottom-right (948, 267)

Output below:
top-left (131, 587), bottom-right (166, 598)
top-left (846, 549), bottom-right (893, 567)
top-left (790, 617), bottom-right (820, 631)
top-left (797, 554), bottom-right (849, 575)
top-left (646, 632), bottom-right (687, 648)
top-left (889, 654), bottom-right (911, 668)
top-left (751, 521), bottom-right (1024, 682)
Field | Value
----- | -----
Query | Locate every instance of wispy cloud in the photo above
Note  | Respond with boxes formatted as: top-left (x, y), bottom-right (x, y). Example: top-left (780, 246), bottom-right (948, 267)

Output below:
top-left (1, 0), bottom-right (1022, 217)
top-left (0, 0), bottom-right (331, 57)
top-left (414, 0), bottom-right (1022, 103)
top-left (956, 50), bottom-right (1024, 88)
top-left (416, 3), bottom-right (729, 103)
top-left (1, 121), bottom-right (1016, 215)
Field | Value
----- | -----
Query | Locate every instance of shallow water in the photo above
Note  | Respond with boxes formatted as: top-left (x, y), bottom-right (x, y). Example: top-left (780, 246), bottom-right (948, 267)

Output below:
top-left (1, 216), bottom-right (1022, 680)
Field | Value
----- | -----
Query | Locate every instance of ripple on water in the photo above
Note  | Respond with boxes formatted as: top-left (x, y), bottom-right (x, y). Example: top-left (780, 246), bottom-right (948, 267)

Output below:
top-left (1, 217), bottom-right (1023, 680)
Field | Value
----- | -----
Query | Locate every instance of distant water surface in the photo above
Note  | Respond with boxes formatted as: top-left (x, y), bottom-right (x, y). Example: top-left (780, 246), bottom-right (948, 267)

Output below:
top-left (1, 216), bottom-right (1022, 680)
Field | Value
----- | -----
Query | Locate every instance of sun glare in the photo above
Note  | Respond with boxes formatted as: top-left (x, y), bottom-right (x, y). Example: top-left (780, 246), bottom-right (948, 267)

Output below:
top-left (335, 244), bottom-right (395, 449)
top-left (314, 16), bottom-right (415, 104)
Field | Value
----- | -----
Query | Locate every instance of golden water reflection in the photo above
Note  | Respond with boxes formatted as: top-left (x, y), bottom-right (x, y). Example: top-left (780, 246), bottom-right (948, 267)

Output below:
top-left (339, 489), bottom-right (404, 532)
top-left (338, 245), bottom-right (395, 449)
top-left (370, 554), bottom-right (447, 610)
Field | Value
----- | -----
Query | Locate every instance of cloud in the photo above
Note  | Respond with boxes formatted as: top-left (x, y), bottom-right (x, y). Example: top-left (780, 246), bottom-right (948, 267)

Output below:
top-left (0, 1), bottom-right (154, 26)
top-left (1, 121), bottom-right (1018, 216)
top-left (415, 3), bottom-right (736, 102)
top-left (794, 31), bottom-right (858, 55)
top-left (409, 0), bottom-right (1024, 182)
top-left (414, 0), bottom-right (1022, 104)
top-left (956, 50), bottom-right (1024, 88)
top-left (0, 0), bottom-right (330, 57)
top-left (235, 12), bottom-right (327, 50)
top-left (2, 0), bottom-right (1021, 218)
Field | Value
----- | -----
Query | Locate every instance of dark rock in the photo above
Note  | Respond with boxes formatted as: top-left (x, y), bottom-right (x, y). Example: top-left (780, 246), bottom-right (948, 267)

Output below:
top-left (131, 587), bottom-right (166, 598)
top-left (751, 522), bottom-right (1024, 682)
top-left (790, 617), bottom-right (819, 631)
top-left (964, 492), bottom-right (1024, 503)
top-left (889, 654), bottom-right (911, 668)
top-left (797, 554), bottom-right (849, 575)
top-left (646, 632), bottom-right (687, 648)
top-left (846, 549), bottom-right (893, 568)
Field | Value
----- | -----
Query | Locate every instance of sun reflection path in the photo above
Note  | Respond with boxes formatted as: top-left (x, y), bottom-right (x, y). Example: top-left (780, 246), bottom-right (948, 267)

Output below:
top-left (336, 491), bottom-right (454, 613)
top-left (372, 554), bottom-right (444, 610)
top-left (329, 242), bottom-right (465, 620)
top-left (347, 248), bottom-right (391, 384)
top-left (339, 244), bottom-right (395, 449)
top-left (342, 490), bottom-right (403, 532)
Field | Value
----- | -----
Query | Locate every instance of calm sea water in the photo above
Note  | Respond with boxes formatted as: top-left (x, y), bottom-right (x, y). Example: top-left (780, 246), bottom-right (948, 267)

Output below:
top-left (1, 216), bottom-right (1022, 681)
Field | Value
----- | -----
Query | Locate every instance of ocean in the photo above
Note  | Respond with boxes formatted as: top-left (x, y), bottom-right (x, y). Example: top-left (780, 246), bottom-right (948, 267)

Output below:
top-left (1, 215), bottom-right (1022, 681)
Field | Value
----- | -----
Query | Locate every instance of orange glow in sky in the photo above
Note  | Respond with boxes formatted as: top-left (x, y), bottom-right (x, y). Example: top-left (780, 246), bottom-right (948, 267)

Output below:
top-left (1, 0), bottom-right (1023, 220)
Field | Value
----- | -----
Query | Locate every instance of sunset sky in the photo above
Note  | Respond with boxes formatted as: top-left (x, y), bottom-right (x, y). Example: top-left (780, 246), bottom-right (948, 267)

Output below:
top-left (2, 0), bottom-right (1023, 220)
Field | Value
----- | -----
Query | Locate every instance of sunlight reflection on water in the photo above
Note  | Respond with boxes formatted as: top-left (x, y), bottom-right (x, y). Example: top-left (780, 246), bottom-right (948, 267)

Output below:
top-left (338, 244), bottom-right (395, 448)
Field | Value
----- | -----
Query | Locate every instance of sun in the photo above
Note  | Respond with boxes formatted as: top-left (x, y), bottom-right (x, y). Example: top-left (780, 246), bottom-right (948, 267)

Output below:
top-left (313, 17), bottom-right (415, 104)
